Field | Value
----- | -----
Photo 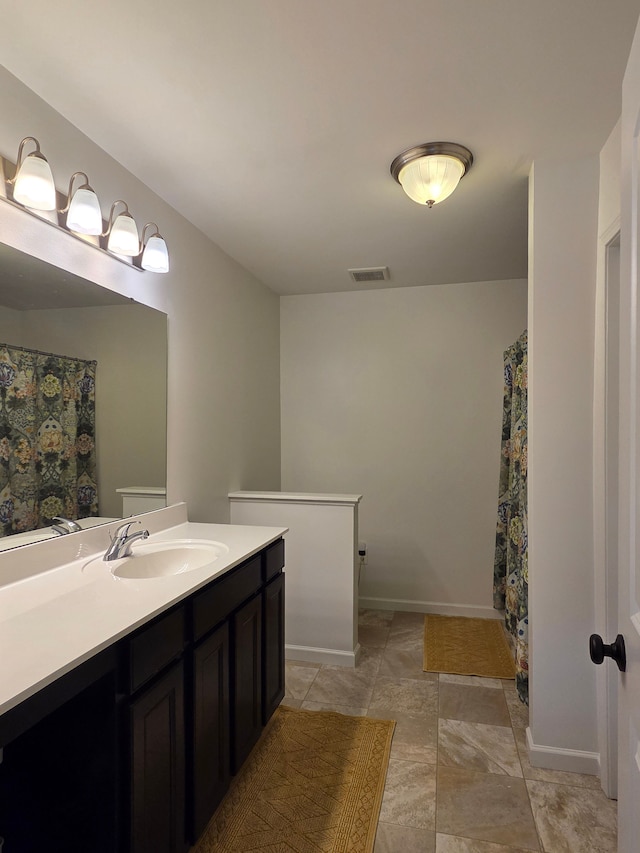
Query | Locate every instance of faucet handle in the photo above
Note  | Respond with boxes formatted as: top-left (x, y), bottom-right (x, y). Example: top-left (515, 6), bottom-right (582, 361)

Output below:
top-left (110, 520), bottom-right (139, 542)
top-left (52, 516), bottom-right (82, 533)
top-left (104, 520), bottom-right (148, 561)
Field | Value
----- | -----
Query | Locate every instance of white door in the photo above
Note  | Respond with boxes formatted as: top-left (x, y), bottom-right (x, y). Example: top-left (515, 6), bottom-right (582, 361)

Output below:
top-left (595, 229), bottom-right (620, 800)
top-left (617, 18), bottom-right (640, 851)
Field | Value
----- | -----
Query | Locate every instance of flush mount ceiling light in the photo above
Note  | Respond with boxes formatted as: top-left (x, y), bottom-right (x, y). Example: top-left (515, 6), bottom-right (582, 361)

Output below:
top-left (61, 171), bottom-right (102, 235)
top-left (390, 142), bottom-right (473, 208)
top-left (10, 136), bottom-right (57, 210)
top-left (141, 223), bottom-right (169, 273)
top-left (104, 200), bottom-right (140, 256)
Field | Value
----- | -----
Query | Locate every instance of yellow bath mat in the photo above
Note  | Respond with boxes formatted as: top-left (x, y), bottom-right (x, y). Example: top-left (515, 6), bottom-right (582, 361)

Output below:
top-left (193, 705), bottom-right (395, 853)
top-left (423, 614), bottom-right (515, 679)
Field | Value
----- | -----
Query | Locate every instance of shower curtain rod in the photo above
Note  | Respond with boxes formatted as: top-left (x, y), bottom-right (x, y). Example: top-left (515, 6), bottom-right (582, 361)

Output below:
top-left (0, 341), bottom-right (97, 364)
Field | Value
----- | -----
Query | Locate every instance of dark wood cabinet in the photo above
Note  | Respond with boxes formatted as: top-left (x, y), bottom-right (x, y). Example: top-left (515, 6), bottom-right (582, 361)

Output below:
top-left (0, 668), bottom-right (117, 853)
top-left (127, 606), bottom-right (185, 693)
top-left (231, 592), bottom-right (263, 773)
top-left (188, 541), bottom-right (285, 838)
top-left (0, 536), bottom-right (285, 853)
top-left (262, 572), bottom-right (285, 724)
top-left (190, 621), bottom-right (230, 842)
top-left (130, 661), bottom-right (187, 853)
top-left (193, 556), bottom-right (262, 641)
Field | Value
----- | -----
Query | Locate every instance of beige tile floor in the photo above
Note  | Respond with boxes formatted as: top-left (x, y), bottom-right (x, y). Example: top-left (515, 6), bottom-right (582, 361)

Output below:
top-left (282, 609), bottom-right (618, 853)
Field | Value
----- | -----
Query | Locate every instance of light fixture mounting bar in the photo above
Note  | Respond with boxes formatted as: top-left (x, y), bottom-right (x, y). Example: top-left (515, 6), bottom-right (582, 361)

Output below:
top-left (1, 136), bottom-right (169, 272)
top-left (0, 157), bottom-right (143, 272)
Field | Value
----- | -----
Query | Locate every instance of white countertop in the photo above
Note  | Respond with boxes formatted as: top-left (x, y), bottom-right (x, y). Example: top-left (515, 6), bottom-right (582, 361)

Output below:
top-left (0, 503), bottom-right (287, 718)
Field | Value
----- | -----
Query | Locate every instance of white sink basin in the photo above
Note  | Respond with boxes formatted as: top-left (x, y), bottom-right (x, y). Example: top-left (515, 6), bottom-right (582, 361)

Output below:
top-left (84, 539), bottom-right (229, 579)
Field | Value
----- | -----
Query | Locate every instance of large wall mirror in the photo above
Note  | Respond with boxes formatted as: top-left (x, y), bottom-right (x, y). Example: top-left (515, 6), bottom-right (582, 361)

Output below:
top-left (0, 241), bottom-right (167, 551)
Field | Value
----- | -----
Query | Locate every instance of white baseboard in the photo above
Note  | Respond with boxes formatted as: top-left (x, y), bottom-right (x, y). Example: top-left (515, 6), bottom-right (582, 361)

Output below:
top-left (358, 596), bottom-right (502, 620)
top-left (526, 726), bottom-right (600, 776)
top-left (285, 642), bottom-right (360, 668)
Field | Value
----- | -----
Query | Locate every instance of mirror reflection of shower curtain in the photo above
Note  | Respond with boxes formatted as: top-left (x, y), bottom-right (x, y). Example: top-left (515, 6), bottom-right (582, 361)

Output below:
top-left (493, 330), bottom-right (528, 705)
top-left (0, 344), bottom-right (98, 537)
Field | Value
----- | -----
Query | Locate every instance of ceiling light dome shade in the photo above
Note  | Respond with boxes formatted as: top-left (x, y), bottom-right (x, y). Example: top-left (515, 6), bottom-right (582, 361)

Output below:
top-left (390, 142), bottom-right (473, 207)
top-left (66, 186), bottom-right (102, 235)
top-left (398, 154), bottom-right (464, 206)
top-left (142, 234), bottom-right (169, 273)
top-left (13, 139), bottom-right (57, 210)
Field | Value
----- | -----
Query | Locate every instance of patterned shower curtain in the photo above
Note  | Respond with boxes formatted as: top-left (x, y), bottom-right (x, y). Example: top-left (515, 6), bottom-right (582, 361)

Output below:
top-left (493, 331), bottom-right (528, 704)
top-left (0, 344), bottom-right (98, 537)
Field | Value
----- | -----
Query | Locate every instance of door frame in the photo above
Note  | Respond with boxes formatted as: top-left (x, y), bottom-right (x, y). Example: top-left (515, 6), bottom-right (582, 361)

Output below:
top-left (593, 216), bottom-right (621, 799)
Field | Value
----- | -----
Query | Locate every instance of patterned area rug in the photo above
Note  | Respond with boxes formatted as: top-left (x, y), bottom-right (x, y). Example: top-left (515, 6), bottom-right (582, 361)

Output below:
top-left (193, 705), bottom-right (395, 853)
top-left (423, 615), bottom-right (516, 679)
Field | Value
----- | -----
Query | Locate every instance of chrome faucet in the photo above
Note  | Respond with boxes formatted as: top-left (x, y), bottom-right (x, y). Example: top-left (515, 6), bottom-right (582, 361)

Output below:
top-left (103, 520), bottom-right (149, 561)
top-left (51, 516), bottom-right (82, 535)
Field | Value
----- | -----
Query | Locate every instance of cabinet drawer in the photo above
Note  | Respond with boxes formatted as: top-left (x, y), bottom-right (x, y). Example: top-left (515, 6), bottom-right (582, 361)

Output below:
top-left (264, 538), bottom-right (285, 582)
top-left (193, 556), bottom-right (262, 641)
top-left (127, 606), bottom-right (185, 694)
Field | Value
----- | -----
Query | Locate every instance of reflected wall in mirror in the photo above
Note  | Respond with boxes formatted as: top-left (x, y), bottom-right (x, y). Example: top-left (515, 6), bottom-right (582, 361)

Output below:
top-left (0, 241), bottom-right (167, 550)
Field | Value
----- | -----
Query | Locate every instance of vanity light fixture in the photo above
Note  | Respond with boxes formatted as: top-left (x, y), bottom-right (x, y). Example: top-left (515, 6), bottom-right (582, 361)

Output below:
top-left (9, 136), bottom-right (57, 210)
top-left (140, 223), bottom-right (169, 273)
top-left (60, 172), bottom-right (102, 235)
top-left (103, 200), bottom-right (140, 256)
top-left (390, 142), bottom-right (473, 207)
top-left (2, 134), bottom-right (170, 272)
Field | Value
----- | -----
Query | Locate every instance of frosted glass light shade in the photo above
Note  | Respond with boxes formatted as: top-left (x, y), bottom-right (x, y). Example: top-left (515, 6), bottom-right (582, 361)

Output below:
top-left (66, 187), bottom-right (102, 235)
top-left (390, 143), bottom-right (473, 208)
top-left (107, 213), bottom-right (139, 255)
top-left (141, 235), bottom-right (169, 273)
top-left (398, 155), bottom-right (465, 206)
top-left (13, 153), bottom-right (57, 210)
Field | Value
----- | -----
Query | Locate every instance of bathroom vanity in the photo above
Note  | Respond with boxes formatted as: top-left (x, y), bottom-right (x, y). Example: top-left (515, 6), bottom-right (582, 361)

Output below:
top-left (0, 504), bottom-right (287, 853)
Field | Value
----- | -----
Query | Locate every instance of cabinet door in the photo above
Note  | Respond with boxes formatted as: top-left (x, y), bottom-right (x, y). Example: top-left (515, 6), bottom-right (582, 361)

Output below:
top-left (130, 662), bottom-right (187, 853)
top-left (231, 593), bottom-right (262, 773)
top-left (191, 622), bottom-right (230, 842)
top-left (263, 572), bottom-right (285, 724)
top-left (0, 672), bottom-right (117, 853)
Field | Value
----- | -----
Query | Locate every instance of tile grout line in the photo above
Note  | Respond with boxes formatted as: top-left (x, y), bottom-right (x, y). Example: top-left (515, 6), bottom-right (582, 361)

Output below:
top-left (511, 697), bottom-right (545, 853)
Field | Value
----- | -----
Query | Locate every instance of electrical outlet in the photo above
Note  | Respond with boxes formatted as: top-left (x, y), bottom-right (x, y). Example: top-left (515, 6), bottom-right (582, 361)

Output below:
top-left (358, 541), bottom-right (367, 565)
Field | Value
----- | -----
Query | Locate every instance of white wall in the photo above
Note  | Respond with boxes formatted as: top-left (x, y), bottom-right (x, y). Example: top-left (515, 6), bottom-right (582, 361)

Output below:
top-left (0, 67), bottom-right (281, 522)
top-left (230, 494), bottom-right (361, 665)
top-left (281, 280), bottom-right (527, 614)
top-left (528, 156), bottom-right (600, 766)
top-left (0, 307), bottom-right (22, 341)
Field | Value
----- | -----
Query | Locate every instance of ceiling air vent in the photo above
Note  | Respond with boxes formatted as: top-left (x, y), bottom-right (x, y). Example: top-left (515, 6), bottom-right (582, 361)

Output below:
top-left (348, 266), bottom-right (390, 283)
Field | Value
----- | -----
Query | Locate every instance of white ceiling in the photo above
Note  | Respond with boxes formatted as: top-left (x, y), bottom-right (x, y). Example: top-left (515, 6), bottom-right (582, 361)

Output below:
top-left (2, 1), bottom-right (639, 295)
